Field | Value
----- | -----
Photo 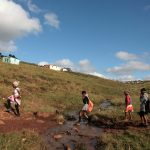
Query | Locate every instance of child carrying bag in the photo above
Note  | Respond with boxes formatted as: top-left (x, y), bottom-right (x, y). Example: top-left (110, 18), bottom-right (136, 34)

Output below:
top-left (88, 100), bottom-right (94, 112)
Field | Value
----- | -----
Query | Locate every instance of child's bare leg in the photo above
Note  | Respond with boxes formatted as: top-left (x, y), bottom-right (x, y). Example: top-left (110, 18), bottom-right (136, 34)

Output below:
top-left (143, 115), bottom-right (148, 125)
top-left (83, 111), bottom-right (88, 119)
top-left (129, 112), bottom-right (132, 120)
top-left (141, 116), bottom-right (144, 124)
top-left (124, 112), bottom-right (128, 120)
top-left (79, 110), bottom-right (83, 122)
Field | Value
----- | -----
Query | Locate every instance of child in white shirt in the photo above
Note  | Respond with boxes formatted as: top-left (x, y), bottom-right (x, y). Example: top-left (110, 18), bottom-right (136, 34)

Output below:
top-left (6, 81), bottom-right (21, 116)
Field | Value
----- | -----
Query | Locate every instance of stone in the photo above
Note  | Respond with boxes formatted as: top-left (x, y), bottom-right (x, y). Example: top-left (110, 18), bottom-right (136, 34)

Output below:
top-left (72, 127), bottom-right (79, 133)
top-left (56, 114), bottom-right (65, 124)
top-left (66, 145), bottom-right (72, 150)
top-left (53, 134), bottom-right (63, 140)
top-left (0, 120), bottom-right (5, 125)
top-left (36, 120), bottom-right (45, 123)
top-left (22, 138), bottom-right (26, 143)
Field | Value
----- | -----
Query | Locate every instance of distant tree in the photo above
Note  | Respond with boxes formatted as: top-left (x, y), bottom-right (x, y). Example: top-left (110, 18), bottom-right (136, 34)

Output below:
top-left (8, 54), bottom-right (16, 58)
top-left (66, 68), bottom-right (72, 72)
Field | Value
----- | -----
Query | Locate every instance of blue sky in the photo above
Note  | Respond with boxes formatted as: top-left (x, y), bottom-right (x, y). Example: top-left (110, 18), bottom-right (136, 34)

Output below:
top-left (0, 0), bottom-right (150, 81)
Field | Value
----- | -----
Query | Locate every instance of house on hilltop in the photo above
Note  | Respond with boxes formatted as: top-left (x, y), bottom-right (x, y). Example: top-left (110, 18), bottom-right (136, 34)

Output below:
top-left (43, 64), bottom-right (62, 71)
top-left (38, 62), bottom-right (72, 72)
top-left (39, 63), bottom-right (72, 72)
top-left (61, 68), bottom-right (72, 72)
top-left (1, 54), bottom-right (20, 65)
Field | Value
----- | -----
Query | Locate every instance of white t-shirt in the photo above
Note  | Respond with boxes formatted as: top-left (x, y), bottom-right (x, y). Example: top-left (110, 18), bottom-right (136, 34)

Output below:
top-left (13, 87), bottom-right (20, 98)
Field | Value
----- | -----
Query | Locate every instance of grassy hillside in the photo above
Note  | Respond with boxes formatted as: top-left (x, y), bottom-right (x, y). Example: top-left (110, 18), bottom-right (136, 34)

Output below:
top-left (0, 61), bottom-right (149, 112)
top-left (0, 62), bottom-right (150, 150)
top-left (1, 60), bottom-right (150, 114)
top-left (0, 61), bottom-right (130, 112)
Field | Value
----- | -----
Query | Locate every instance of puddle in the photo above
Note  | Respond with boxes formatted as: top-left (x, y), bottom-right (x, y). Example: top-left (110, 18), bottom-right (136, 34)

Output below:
top-left (100, 100), bottom-right (114, 110)
top-left (43, 111), bottom-right (103, 150)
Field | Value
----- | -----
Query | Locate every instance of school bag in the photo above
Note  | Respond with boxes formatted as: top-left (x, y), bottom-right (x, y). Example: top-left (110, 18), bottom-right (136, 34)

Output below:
top-left (88, 100), bottom-right (94, 112)
top-left (145, 99), bottom-right (150, 113)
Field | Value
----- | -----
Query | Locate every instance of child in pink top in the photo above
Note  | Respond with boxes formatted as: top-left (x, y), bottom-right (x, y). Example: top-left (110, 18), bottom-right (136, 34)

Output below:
top-left (124, 91), bottom-right (133, 121)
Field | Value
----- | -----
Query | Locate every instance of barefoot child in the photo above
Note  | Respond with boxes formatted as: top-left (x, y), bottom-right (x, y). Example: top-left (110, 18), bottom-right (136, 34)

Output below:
top-left (6, 81), bottom-right (21, 116)
top-left (124, 91), bottom-right (133, 121)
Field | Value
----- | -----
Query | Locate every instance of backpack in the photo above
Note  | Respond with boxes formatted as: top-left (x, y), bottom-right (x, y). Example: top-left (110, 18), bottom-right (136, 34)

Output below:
top-left (88, 100), bottom-right (94, 112)
top-left (145, 99), bottom-right (150, 113)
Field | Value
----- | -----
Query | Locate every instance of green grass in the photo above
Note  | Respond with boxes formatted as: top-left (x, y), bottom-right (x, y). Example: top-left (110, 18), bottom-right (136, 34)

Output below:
top-left (0, 61), bottom-right (150, 150)
top-left (0, 61), bottom-right (148, 113)
top-left (0, 61), bottom-right (131, 112)
top-left (0, 130), bottom-right (46, 150)
top-left (97, 130), bottom-right (150, 150)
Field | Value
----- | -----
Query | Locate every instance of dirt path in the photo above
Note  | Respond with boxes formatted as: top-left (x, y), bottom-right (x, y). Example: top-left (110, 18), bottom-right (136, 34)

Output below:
top-left (0, 108), bottom-right (57, 133)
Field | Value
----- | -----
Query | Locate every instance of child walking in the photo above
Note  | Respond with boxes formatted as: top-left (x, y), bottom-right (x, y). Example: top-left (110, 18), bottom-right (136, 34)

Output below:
top-left (6, 81), bottom-right (21, 116)
top-left (124, 91), bottom-right (134, 121)
top-left (78, 91), bottom-right (89, 123)
top-left (139, 88), bottom-right (149, 127)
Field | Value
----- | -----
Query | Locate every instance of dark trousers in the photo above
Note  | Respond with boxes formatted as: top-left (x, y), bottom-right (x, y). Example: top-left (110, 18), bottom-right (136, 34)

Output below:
top-left (7, 99), bottom-right (20, 115)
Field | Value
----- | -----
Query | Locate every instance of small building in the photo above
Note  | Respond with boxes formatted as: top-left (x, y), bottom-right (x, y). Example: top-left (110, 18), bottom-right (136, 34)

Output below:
top-left (61, 68), bottom-right (72, 72)
top-left (2, 56), bottom-right (20, 65)
top-left (49, 65), bottom-right (62, 71)
top-left (43, 64), bottom-right (62, 71)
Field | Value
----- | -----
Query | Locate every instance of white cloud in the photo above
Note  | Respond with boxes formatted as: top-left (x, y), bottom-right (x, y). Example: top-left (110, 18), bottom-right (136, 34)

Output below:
top-left (38, 61), bottom-right (49, 66)
top-left (90, 72), bottom-right (107, 79)
top-left (44, 12), bottom-right (60, 29)
top-left (116, 51), bottom-right (138, 61)
top-left (77, 59), bottom-right (107, 78)
top-left (0, 0), bottom-right (42, 52)
top-left (27, 0), bottom-right (41, 13)
top-left (56, 59), bottom-right (95, 73)
top-left (116, 75), bottom-right (136, 82)
top-left (79, 59), bottom-right (95, 73)
top-left (55, 59), bottom-right (74, 68)
top-left (107, 61), bottom-right (150, 74)
top-left (0, 40), bottom-right (17, 52)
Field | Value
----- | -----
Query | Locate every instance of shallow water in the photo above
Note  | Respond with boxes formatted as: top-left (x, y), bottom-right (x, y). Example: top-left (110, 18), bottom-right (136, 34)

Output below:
top-left (100, 100), bottom-right (114, 110)
top-left (43, 111), bottom-right (103, 150)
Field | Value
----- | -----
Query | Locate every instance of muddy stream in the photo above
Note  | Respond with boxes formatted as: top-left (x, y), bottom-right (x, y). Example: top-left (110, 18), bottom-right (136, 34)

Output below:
top-left (42, 101), bottom-right (114, 150)
top-left (43, 111), bottom-right (103, 150)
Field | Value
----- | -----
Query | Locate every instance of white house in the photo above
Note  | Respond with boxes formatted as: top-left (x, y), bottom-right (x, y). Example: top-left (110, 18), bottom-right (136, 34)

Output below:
top-left (2, 56), bottom-right (20, 65)
top-left (49, 64), bottom-right (62, 71)
top-left (41, 64), bottom-right (72, 72)
top-left (43, 64), bottom-right (62, 71)
top-left (62, 68), bottom-right (72, 72)
top-left (62, 68), bottom-right (68, 72)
